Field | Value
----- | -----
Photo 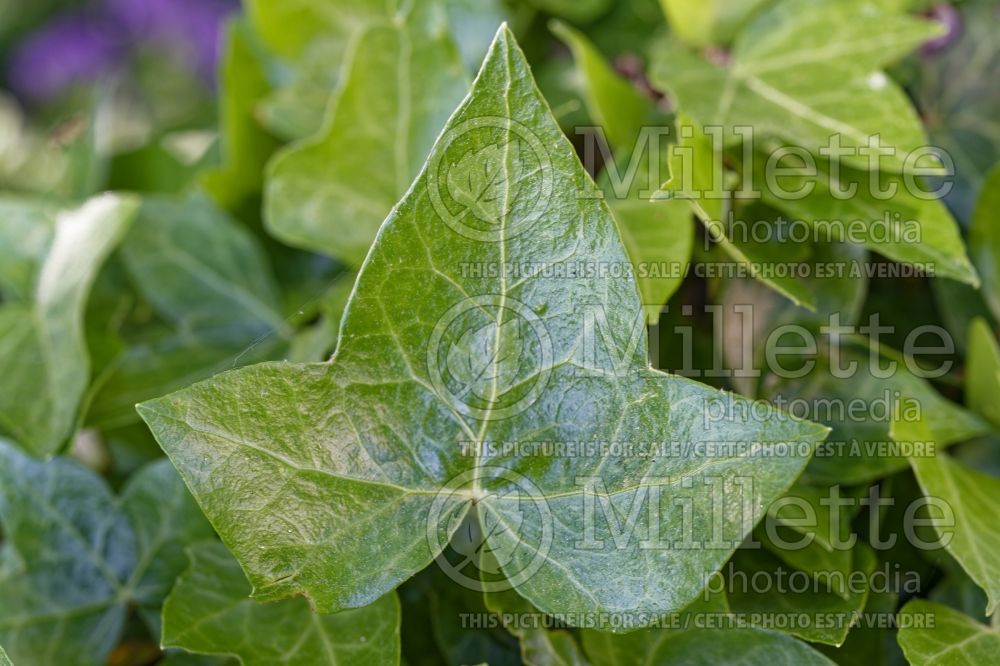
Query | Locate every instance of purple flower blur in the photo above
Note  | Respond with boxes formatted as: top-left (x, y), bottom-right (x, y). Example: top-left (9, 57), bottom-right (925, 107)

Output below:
top-left (6, 12), bottom-right (124, 103)
top-left (6, 0), bottom-right (238, 103)
top-left (921, 4), bottom-right (963, 56)
top-left (104, 0), bottom-right (238, 80)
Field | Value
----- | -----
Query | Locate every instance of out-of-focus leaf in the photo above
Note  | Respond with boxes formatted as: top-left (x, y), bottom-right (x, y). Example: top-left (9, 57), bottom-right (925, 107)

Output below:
top-left (522, 0), bottom-right (613, 22)
top-left (265, 1), bottom-right (467, 264)
top-left (612, 199), bottom-right (693, 323)
top-left (0, 646), bottom-right (10, 666)
top-left (969, 164), bottom-right (1000, 319)
top-left (911, 1), bottom-right (1000, 222)
top-left (121, 196), bottom-right (285, 335)
top-left (658, 0), bottom-right (770, 47)
top-left (201, 18), bottom-right (280, 209)
top-left (162, 541), bottom-right (400, 665)
top-left (580, 588), bottom-right (729, 662)
top-left (662, 116), bottom-right (815, 308)
top-left (726, 545), bottom-right (877, 645)
top-left (909, 453), bottom-right (1000, 615)
top-left (816, 590), bottom-right (899, 666)
top-left (521, 630), bottom-right (590, 666)
top-left (929, 571), bottom-right (990, 624)
top-left (761, 483), bottom-right (863, 598)
top-left (0, 194), bottom-right (136, 457)
top-left (588, 627), bottom-right (837, 665)
top-left (139, 27), bottom-right (827, 626)
top-left (651, 0), bottom-right (940, 171)
top-left (119, 461), bottom-right (216, 635)
top-left (87, 325), bottom-right (283, 430)
top-left (751, 152), bottom-right (978, 287)
top-left (0, 444), bottom-right (210, 666)
top-left (897, 600), bottom-right (1000, 665)
top-left (966, 317), bottom-right (1000, 429)
top-left (550, 20), bottom-right (655, 153)
top-left (767, 341), bottom-right (987, 485)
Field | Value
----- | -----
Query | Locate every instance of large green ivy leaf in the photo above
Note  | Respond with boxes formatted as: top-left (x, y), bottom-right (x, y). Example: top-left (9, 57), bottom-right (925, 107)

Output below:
top-left (651, 0), bottom-right (940, 171)
top-left (139, 26), bottom-right (828, 627)
top-left (897, 600), bottom-right (1000, 665)
top-left (265, 1), bottom-right (468, 264)
top-left (0, 194), bottom-right (136, 457)
top-left (0, 442), bottom-right (211, 666)
top-left (909, 453), bottom-right (1000, 615)
top-left (162, 541), bottom-right (400, 665)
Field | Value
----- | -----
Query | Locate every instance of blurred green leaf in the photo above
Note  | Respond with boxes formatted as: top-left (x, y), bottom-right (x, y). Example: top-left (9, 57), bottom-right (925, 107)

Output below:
top-left (652, 0), bottom-right (940, 171)
top-left (162, 541), bottom-right (400, 665)
top-left (909, 453), bottom-right (1000, 616)
top-left (0, 194), bottom-right (136, 457)
top-left (897, 600), bottom-right (1000, 665)
top-left (265, 1), bottom-right (467, 264)
top-left (0, 444), bottom-right (210, 666)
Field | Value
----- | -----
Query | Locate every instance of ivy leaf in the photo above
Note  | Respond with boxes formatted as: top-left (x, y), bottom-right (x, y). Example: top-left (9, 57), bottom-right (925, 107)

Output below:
top-left (909, 453), bottom-right (1000, 615)
top-left (966, 317), bottom-right (1000, 430)
top-left (579, 588), bottom-right (730, 663)
top-left (661, 117), bottom-right (815, 309)
top-left (162, 541), bottom-right (400, 665)
top-left (762, 483), bottom-right (864, 598)
top-left (552, 21), bottom-right (692, 322)
top-left (727, 545), bottom-right (877, 645)
top-left (769, 340), bottom-right (987, 485)
top-left (658, 0), bottom-right (770, 47)
top-left (969, 164), bottom-right (1000, 320)
top-left (612, 199), bottom-right (693, 324)
top-left (0, 647), bottom-right (9, 666)
top-left (749, 150), bottom-right (978, 287)
top-left (245, 0), bottom-right (392, 138)
top-left (0, 194), bottom-right (136, 457)
top-left (651, 0), bottom-right (941, 171)
top-left (586, 627), bottom-right (836, 665)
top-left (816, 589), bottom-right (898, 665)
top-left (139, 25), bottom-right (828, 627)
top-left (447, 138), bottom-right (526, 226)
top-left (897, 600), bottom-right (1000, 665)
top-left (0, 442), bottom-right (211, 666)
top-left (549, 20), bottom-right (655, 153)
top-left (120, 460), bottom-right (218, 635)
top-left (265, 1), bottom-right (468, 264)
top-left (200, 18), bottom-right (280, 209)
top-left (121, 196), bottom-right (285, 335)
